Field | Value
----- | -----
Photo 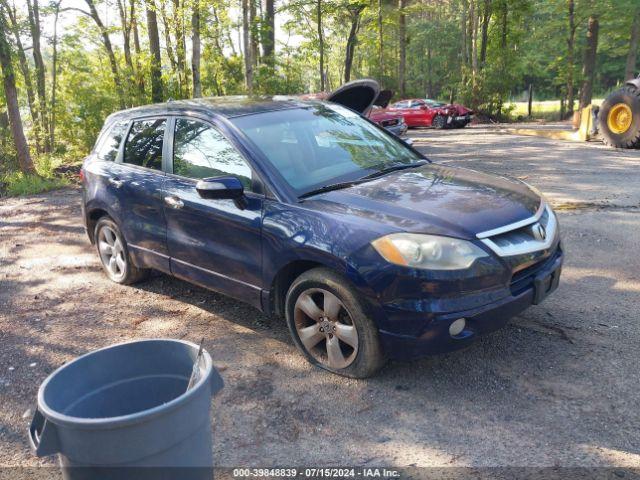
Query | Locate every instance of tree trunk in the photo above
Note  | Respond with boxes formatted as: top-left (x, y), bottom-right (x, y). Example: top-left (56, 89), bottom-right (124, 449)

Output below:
top-left (84, 0), bottom-right (126, 109)
top-left (249, 0), bottom-right (259, 66)
top-left (377, 0), bottom-right (383, 81)
top-left (50, 0), bottom-right (62, 147)
top-left (160, 0), bottom-right (178, 71)
top-left (500, 0), bottom-right (507, 49)
top-left (26, 0), bottom-right (49, 152)
top-left (0, 12), bottom-right (35, 173)
top-left (191, 0), bottom-right (201, 97)
top-left (625, 5), bottom-right (640, 81)
top-left (344, 5), bottom-right (364, 84)
top-left (479, 0), bottom-right (491, 66)
top-left (262, 0), bottom-right (275, 64)
top-left (117, 0), bottom-right (135, 88)
top-left (173, 0), bottom-right (188, 96)
top-left (146, 0), bottom-right (164, 102)
top-left (460, 0), bottom-right (468, 66)
top-left (566, 0), bottom-right (576, 116)
top-left (398, 0), bottom-right (406, 97)
top-left (1, 0), bottom-right (39, 151)
top-left (131, 1), bottom-right (146, 99)
top-left (242, 0), bottom-right (253, 94)
top-left (579, 14), bottom-right (599, 109)
top-left (317, 0), bottom-right (325, 91)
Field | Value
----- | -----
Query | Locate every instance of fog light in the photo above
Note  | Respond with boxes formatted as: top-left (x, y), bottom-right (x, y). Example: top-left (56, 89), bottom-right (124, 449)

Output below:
top-left (449, 318), bottom-right (466, 336)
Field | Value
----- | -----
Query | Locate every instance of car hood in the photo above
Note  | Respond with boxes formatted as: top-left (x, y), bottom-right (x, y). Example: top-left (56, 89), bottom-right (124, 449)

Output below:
top-left (303, 164), bottom-right (541, 239)
top-left (326, 79), bottom-right (380, 114)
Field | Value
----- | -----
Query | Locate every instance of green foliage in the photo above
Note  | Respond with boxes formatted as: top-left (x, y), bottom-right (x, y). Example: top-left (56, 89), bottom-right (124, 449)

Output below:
top-left (0, 171), bottom-right (68, 197)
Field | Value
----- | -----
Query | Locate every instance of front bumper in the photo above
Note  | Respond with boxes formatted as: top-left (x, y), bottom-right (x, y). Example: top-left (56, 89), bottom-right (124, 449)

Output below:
top-left (376, 248), bottom-right (563, 360)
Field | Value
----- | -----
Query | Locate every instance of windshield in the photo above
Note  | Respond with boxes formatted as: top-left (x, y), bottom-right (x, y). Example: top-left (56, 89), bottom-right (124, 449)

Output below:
top-left (425, 99), bottom-right (445, 107)
top-left (232, 103), bottom-right (423, 195)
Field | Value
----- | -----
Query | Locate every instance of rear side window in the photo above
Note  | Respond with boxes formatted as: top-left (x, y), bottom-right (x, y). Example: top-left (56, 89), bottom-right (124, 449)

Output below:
top-left (123, 118), bottom-right (166, 170)
top-left (95, 121), bottom-right (127, 162)
top-left (172, 118), bottom-right (253, 190)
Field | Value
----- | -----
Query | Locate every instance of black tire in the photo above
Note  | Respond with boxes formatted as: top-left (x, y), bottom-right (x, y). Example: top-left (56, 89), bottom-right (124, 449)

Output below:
top-left (598, 85), bottom-right (640, 149)
top-left (432, 115), bottom-right (447, 129)
top-left (285, 267), bottom-right (385, 378)
top-left (94, 217), bottom-right (149, 285)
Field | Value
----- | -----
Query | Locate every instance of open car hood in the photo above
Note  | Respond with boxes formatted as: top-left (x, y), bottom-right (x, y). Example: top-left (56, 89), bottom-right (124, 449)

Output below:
top-left (374, 89), bottom-right (393, 108)
top-left (326, 79), bottom-right (381, 114)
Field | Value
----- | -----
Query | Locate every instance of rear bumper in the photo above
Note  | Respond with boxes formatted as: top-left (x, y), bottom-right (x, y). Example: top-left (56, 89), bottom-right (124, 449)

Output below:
top-left (377, 249), bottom-right (563, 361)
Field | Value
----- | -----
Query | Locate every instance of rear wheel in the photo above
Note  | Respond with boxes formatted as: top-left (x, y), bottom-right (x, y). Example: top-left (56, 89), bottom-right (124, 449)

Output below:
top-left (599, 85), bottom-right (640, 149)
top-left (95, 217), bottom-right (149, 284)
top-left (285, 268), bottom-right (385, 378)
top-left (432, 114), bottom-right (447, 129)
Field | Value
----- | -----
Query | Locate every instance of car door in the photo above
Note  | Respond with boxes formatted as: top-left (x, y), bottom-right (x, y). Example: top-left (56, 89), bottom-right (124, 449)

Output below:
top-left (109, 117), bottom-right (170, 272)
top-left (163, 116), bottom-right (263, 308)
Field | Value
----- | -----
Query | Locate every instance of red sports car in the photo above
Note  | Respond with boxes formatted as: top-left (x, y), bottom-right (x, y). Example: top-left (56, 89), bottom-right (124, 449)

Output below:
top-left (389, 98), bottom-right (473, 129)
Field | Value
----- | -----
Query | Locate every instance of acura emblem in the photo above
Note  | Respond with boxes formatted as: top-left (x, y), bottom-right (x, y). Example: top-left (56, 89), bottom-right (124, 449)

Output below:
top-left (531, 223), bottom-right (546, 241)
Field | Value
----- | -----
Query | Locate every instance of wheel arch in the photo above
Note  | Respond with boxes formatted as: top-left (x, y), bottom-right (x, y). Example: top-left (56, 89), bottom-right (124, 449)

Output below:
top-left (625, 77), bottom-right (640, 91)
top-left (86, 207), bottom-right (112, 244)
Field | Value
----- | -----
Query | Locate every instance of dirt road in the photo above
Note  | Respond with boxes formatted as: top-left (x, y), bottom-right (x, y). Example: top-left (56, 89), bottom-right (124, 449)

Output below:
top-left (1, 125), bottom-right (639, 470)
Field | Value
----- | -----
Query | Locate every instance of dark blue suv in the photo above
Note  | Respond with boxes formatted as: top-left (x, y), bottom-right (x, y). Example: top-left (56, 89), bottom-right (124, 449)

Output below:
top-left (81, 82), bottom-right (562, 378)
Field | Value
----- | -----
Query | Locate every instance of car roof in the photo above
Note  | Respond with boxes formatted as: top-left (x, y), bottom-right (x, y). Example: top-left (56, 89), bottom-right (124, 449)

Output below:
top-left (104, 96), bottom-right (314, 124)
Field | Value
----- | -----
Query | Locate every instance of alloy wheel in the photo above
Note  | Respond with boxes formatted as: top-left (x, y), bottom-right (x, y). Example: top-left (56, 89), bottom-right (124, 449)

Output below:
top-left (97, 225), bottom-right (126, 281)
top-left (293, 288), bottom-right (359, 369)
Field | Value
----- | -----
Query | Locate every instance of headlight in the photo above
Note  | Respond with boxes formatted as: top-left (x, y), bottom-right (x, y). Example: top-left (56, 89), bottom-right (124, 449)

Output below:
top-left (371, 233), bottom-right (489, 270)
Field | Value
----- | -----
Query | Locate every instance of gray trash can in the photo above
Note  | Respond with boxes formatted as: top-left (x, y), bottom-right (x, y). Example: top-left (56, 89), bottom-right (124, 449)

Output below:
top-left (29, 339), bottom-right (223, 480)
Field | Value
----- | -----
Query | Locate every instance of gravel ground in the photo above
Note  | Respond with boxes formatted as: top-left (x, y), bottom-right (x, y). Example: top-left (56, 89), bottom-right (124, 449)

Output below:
top-left (0, 124), bottom-right (639, 471)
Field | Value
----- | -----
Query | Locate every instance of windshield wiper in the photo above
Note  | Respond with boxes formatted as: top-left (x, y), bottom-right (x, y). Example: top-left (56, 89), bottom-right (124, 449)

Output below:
top-left (360, 160), bottom-right (428, 180)
top-left (298, 180), bottom-right (362, 199)
top-left (298, 161), bottom-right (427, 200)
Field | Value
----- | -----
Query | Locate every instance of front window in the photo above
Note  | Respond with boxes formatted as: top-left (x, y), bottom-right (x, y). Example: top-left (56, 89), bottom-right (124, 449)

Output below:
top-left (172, 118), bottom-right (253, 190)
top-left (231, 104), bottom-right (423, 195)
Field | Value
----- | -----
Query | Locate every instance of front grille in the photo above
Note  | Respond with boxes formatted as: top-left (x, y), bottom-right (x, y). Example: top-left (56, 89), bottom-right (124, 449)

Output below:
top-left (478, 203), bottom-right (558, 257)
top-left (509, 247), bottom-right (561, 295)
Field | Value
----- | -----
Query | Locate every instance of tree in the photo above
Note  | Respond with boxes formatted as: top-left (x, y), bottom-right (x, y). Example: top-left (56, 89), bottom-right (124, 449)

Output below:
top-left (398, 0), bottom-right (406, 97)
top-left (566, 0), bottom-right (576, 116)
top-left (579, 14), bottom-right (599, 109)
top-left (146, 0), bottom-right (164, 102)
top-left (26, 0), bottom-right (49, 151)
top-left (1, 0), bottom-right (39, 150)
top-left (242, 0), bottom-right (254, 94)
top-left (625, 5), bottom-right (640, 81)
top-left (0, 9), bottom-right (35, 173)
top-left (84, 0), bottom-right (126, 108)
top-left (317, 0), bottom-right (325, 91)
top-left (262, 0), bottom-right (275, 63)
top-left (192, 0), bottom-right (201, 97)
top-left (343, 1), bottom-right (366, 83)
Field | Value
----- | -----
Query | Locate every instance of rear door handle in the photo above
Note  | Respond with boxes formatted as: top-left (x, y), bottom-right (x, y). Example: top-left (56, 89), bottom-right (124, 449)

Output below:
top-left (108, 177), bottom-right (124, 189)
top-left (164, 195), bottom-right (184, 209)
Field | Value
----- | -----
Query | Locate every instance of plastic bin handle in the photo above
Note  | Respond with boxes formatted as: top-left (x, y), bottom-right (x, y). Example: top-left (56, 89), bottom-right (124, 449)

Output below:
top-left (29, 407), bottom-right (60, 457)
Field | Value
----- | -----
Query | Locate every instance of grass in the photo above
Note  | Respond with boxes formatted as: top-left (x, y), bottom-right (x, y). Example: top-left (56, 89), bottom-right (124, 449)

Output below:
top-left (0, 152), bottom-right (72, 197)
top-left (507, 98), bottom-right (603, 121)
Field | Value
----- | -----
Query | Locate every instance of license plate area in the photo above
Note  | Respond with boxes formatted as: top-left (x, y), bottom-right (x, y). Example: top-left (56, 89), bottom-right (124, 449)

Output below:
top-left (533, 266), bottom-right (561, 304)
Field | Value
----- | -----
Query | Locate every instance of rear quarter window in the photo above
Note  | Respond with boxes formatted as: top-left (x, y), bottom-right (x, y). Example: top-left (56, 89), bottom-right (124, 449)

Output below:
top-left (94, 121), bottom-right (128, 162)
top-left (123, 118), bottom-right (166, 170)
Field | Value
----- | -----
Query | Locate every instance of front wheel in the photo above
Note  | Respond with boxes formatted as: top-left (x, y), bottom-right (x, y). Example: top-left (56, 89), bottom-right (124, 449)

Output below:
top-left (95, 217), bottom-right (149, 284)
top-left (599, 85), bottom-right (640, 149)
top-left (285, 268), bottom-right (385, 378)
top-left (432, 115), bottom-right (447, 129)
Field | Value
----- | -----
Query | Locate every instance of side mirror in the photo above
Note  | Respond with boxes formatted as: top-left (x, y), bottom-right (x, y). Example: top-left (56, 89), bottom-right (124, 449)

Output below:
top-left (195, 176), bottom-right (244, 200)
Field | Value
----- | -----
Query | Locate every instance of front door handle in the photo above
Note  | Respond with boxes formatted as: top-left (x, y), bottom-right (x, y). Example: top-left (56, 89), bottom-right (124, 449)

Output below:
top-left (164, 195), bottom-right (184, 209)
top-left (108, 177), bottom-right (124, 189)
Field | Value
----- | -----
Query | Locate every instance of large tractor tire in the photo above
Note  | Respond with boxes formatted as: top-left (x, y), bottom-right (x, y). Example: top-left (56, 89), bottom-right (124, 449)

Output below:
top-left (598, 85), bottom-right (640, 149)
